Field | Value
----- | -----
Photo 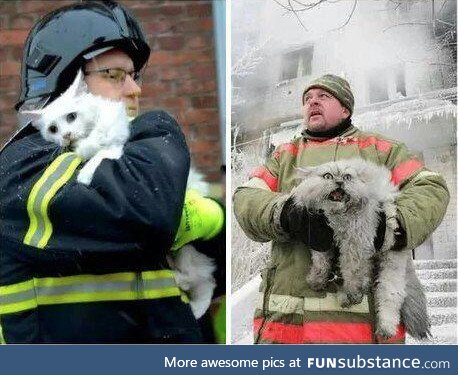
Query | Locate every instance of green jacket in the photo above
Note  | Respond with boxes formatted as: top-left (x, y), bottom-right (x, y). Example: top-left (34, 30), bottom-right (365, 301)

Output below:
top-left (233, 124), bottom-right (449, 344)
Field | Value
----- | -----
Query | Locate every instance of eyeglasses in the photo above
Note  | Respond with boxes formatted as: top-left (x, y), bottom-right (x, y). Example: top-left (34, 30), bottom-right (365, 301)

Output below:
top-left (83, 67), bottom-right (143, 86)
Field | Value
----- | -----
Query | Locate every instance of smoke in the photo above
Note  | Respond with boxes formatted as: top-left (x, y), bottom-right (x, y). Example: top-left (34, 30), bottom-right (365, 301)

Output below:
top-left (232, 0), bottom-right (456, 132)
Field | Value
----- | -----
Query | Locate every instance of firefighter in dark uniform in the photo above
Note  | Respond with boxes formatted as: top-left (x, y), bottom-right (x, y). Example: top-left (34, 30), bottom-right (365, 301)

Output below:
top-left (0, 0), bottom-right (204, 343)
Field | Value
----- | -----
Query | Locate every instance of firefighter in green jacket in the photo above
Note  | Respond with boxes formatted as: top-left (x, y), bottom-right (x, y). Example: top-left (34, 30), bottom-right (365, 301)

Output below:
top-left (233, 74), bottom-right (449, 344)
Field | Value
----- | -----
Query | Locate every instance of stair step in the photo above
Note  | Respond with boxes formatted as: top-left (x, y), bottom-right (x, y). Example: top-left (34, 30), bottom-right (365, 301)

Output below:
top-left (414, 259), bottom-right (457, 270)
top-left (416, 268), bottom-right (457, 280)
top-left (427, 293), bottom-right (457, 308)
top-left (429, 307), bottom-right (457, 326)
top-left (407, 324), bottom-right (457, 345)
top-left (421, 279), bottom-right (456, 293)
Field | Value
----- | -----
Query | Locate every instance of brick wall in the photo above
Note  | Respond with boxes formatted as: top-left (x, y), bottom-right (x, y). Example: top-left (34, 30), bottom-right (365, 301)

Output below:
top-left (0, 0), bottom-right (222, 185)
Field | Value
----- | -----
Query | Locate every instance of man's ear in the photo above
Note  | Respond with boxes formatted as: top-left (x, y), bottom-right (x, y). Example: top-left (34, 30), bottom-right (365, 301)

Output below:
top-left (342, 107), bottom-right (350, 118)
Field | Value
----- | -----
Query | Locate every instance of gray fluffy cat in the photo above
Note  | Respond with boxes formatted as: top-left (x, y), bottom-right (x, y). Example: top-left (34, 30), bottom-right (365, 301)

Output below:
top-left (292, 158), bottom-right (430, 339)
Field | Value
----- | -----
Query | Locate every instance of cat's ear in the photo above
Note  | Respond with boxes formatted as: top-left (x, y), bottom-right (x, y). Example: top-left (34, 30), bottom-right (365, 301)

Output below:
top-left (296, 166), bottom-right (316, 179)
top-left (20, 109), bottom-right (44, 128)
top-left (66, 69), bottom-right (88, 97)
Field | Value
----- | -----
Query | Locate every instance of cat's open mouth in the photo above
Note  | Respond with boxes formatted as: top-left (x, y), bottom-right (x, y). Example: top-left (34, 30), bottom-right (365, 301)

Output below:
top-left (328, 188), bottom-right (349, 202)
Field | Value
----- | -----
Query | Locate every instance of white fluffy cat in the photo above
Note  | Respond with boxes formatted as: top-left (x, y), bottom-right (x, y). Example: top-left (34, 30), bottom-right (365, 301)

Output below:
top-left (24, 73), bottom-right (217, 320)
top-left (23, 69), bottom-right (129, 185)
top-left (168, 167), bottom-right (217, 319)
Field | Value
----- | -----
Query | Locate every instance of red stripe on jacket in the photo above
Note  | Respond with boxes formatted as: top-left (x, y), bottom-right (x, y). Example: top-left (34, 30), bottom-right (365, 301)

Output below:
top-left (357, 136), bottom-right (392, 153)
top-left (254, 318), bottom-right (405, 344)
top-left (391, 159), bottom-right (423, 186)
top-left (250, 166), bottom-right (278, 192)
top-left (273, 137), bottom-right (392, 160)
top-left (273, 143), bottom-right (298, 160)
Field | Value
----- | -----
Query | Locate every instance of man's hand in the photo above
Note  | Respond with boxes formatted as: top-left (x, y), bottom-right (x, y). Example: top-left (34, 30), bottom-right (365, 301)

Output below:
top-left (280, 197), bottom-right (334, 252)
top-left (374, 211), bottom-right (407, 251)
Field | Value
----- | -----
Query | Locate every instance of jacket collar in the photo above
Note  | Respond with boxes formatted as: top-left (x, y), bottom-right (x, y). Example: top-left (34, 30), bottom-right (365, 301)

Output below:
top-left (301, 118), bottom-right (357, 141)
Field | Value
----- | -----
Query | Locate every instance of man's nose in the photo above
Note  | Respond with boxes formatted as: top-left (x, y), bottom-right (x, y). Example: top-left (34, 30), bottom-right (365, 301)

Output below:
top-left (308, 96), bottom-right (320, 106)
top-left (336, 180), bottom-right (343, 187)
top-left (123, 75), bottom-right (142, 97)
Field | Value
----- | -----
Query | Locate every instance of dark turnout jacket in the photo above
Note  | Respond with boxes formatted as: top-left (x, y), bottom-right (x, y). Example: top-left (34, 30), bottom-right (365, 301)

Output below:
top-left (0, 111), bottom-right (201, 343)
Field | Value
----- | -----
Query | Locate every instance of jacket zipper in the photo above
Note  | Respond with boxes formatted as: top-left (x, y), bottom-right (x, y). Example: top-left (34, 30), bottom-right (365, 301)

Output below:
top-left (255, 266), bottom-right (276, 343)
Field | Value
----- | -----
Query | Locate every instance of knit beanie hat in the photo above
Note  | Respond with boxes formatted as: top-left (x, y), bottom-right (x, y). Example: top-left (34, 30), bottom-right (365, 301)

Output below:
top-left (302, 74), bottom-right (354, 114)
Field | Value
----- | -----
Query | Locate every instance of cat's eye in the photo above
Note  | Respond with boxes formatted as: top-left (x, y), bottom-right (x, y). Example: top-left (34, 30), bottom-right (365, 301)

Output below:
top-left (66, 112), bottom-right (77, 122)
top-left (343, 174), bottom-right (352, 181)
top-left (48, 123), bottom-right (58, 134)
top-left (323, 173), bottom-right (333, 180)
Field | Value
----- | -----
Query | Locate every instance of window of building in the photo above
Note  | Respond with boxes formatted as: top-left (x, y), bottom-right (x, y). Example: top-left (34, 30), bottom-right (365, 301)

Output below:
top-left (368, 64), bottom-right (406, 104)
top-left (280, 46), bottom-right (313, 81)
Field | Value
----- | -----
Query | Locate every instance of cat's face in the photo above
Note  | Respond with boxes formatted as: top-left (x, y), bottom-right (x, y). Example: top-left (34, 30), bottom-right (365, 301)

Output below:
top-left (23, 70), bottom-right (94, 148)
top-left (34, 105), bottom-right (94, 148)
top-left (293, 159), bottom-right (395, 214)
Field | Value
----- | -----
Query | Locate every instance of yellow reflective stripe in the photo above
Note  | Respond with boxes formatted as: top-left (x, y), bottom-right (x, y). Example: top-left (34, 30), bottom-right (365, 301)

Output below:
top-left (0, 279), bottom-right (34, 295)
top-left (303, 294), bottom-right (370, 314)
top-left (141, 287), bottom-right (182, 300)
top-left (257, 292), bottom-right (370, 314)
top-left (0, 299), bottom-right (38, 315)
top-left (24, 153), bottom-right (69, 245)
top-left (24, 152), bottom-right (82, 249)
top-left (142, 270), bottom-right (175, 280)
top-left (34, 272), bottom-right (137, 287)
top-left (38, 156), bottom-right (82, 248)
top-left (37, 291), bottom-right (138, 305)
top-left (0, 318), bottom-right (6, 344)
top-left (180, 293), bottom-right (190, 304)
top-left (0, 270), bottom-right (184, 315)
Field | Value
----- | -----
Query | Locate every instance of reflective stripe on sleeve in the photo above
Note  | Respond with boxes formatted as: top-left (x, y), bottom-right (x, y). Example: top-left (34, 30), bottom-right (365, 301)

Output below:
top-left (0, 270), bottom-right (182, 315)
top-left (257, 292), bottom-right (370, 314)
top-left (0, 320), bottom-right (5, 344)
top-left (390, 159), bottom-right (423, 186)
top-left (250, 166), bottom-right (278, 192)
top-left (24, 152), bottom-right (82, 249)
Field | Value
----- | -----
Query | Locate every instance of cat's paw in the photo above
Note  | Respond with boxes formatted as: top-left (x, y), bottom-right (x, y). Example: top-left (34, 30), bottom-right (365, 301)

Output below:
top-left (189, 299), bottom-right (210, 320)
top-left (77, 169), bottom-right (93, 185)
top-left (174, 271), bottom-right (191, 292)
top-left (375, 312), bottom-right (399, 339)
top-left (375, 321), bottom-right (398, 339)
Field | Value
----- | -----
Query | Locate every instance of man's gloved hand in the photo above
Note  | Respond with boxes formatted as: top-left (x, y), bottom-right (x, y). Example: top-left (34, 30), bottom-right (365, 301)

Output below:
top-left (373, 211), bottom-right (407, 251)
top-left (172, 189), bottom-right (225, 250)
top-left (280, 197), bottom-right (334, 252)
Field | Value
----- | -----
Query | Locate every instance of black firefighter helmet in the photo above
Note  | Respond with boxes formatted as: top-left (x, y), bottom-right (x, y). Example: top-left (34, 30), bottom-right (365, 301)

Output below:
top-left (16, 0), bottom-right (150, 111)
